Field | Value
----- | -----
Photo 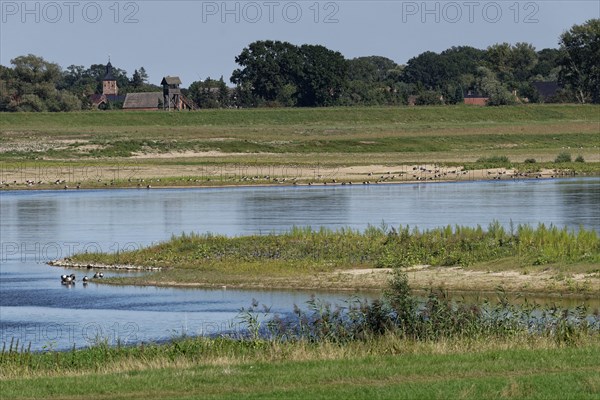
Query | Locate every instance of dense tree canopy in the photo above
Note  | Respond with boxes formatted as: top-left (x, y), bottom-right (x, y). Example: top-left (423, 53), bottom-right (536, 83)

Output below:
top-left (558, 19), bottom-right (600, 103)
top-left (1, 20), bottom-right (596, 111)
top-left (188, 76), bottom-right (230, 108)
top-left (230, 41), bottom-right (347, 107)
top-left (230, 40), bottom-right (303, 105)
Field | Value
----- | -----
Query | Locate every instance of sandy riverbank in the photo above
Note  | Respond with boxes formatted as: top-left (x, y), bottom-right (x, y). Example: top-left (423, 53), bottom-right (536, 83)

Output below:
top-left (1, 162), bottom-right (580, 190)
top-left (50, 258), bottom-right (600, 298)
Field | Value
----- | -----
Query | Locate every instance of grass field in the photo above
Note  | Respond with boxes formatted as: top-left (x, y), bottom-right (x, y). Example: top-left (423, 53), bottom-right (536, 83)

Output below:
top-left (1, 337), bottom-right (599, 399)
top-left (1, 105), bottom-right (598, 158)
top-left (1, 104), bottom-right (598, 189)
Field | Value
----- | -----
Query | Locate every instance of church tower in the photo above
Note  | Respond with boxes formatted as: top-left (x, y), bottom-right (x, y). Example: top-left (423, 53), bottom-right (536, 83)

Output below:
top-left (102, 61), bottom-right (118, 96)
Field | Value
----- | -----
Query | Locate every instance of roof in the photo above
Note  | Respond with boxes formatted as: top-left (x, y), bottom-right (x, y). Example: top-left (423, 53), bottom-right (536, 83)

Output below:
top-left (532, 81), bottom-right (560, 99)
top-left (123, 92), bottom-right (163, 109)
top-left (103, 62), bottom-right (116, 81)
top-left (161, 76), bottom-right (182, 85)
top-left (464, 94), bottom-right (488, 99)
top-left (89, 94), bottom-right (125, 105)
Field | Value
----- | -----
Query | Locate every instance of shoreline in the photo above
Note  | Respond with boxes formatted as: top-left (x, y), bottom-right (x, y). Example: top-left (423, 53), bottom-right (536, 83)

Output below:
top-left (2, 168), bottom-right (594, 192)
top-left (48, 259), bottom-right (600, 299)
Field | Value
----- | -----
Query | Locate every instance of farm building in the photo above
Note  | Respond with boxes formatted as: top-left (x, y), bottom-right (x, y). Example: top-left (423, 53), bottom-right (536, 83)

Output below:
top-left (91, 61), bottom-right (195, 110)
top-left (121, 76), bottom-right (195, 111)
top-left (122, 92), bottom-right (164, 111)
top-left (463, 91), bottom-right (488, 106)
top-left (532, 81), bottom-right (560, 102)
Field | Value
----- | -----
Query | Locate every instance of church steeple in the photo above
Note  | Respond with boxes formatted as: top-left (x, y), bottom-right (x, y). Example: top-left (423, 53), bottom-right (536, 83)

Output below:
top-left (102, 59), bottom-right (118, 96)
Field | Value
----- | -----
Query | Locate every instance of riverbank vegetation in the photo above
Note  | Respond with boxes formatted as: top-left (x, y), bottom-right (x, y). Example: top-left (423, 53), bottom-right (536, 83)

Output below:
top-left (1, 270), bottom-right (599, 398)
top-left (66, 223), bottom-right (600, 294)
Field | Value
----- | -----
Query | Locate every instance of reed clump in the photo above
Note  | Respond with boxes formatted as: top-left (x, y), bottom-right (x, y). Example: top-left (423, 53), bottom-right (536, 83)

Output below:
top-left (237, 270), bottom-right (600, 346)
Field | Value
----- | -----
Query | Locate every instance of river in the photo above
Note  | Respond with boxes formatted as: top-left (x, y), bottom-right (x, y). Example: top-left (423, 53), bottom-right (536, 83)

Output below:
top-left (1, 178), bottom-right (598, 350)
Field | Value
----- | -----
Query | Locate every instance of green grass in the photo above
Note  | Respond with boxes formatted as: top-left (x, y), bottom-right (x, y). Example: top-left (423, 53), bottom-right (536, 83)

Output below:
top-left (1, 105), bottom-right (598, 161)
top-left (2, 105), bottom-right (599, 189)
top-left (2, 104), bottom-right (598, 129)
top-left (66, 223), bottom-right (600, 295)
top-left (1, 341), bottom-right (599, 399)
top-left (71, 223), bottom-right (600, 274)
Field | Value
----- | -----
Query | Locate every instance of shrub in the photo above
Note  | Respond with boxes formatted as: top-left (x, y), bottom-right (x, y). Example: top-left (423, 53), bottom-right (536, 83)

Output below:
top-left (555, 152), bottom-right (572, 163)
top-left (415, 91), bottom-right (444, 106)
top-left (524, 158), bottom-right (536, 164)
top-left (575, 155), bottom-right (585, 163)
top-left (476, 155), bottom-right (510, 168)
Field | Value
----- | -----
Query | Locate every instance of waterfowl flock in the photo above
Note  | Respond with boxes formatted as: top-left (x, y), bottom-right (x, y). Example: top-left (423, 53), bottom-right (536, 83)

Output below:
top-left (60, 272), bottom-right (103, 285)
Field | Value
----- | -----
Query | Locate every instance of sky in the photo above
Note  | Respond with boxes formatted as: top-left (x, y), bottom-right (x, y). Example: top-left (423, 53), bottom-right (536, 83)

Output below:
top-left (1, 1), bottom-right (599, 86)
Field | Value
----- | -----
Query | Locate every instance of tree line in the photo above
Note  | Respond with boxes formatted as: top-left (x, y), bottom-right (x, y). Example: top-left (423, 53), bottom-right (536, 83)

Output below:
top-left (0, 19), bottom-right (597, 111)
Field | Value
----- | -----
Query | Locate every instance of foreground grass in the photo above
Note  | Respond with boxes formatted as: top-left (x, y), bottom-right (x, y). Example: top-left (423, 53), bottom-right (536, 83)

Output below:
top-left (1, 337), bottom-right (599, 399)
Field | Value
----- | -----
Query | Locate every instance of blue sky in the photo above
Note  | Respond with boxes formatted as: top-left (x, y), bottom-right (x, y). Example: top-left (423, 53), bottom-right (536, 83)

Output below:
top-left (1, 1), bottom-right (598, 86)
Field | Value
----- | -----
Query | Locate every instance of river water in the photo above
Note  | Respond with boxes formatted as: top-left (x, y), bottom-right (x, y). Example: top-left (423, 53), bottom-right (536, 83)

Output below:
top-left (1, 178), bottom-right (599, 350)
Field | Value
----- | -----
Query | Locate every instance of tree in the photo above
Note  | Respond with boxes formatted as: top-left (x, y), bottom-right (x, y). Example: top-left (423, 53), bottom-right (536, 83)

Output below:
top-left (532, 48), bottom-right (561, 80)
top-left (131, 69), bottom-right (143, 88)
top-left (139, 67), bottom-right (149, 83)
top-left (402, 51), bottom-right (446, 90)
top-left (130, 67), bottom-right (150, 89)
top-left (296, 44), bottom-right (348, 107)
top-left (415, 90), bottom-right (443, 105)
top-left (510, 42), bottom-right (538, 82)
top-left (347, 56), bottom-right (399, 83)
top-left (231, 41), bottom-right (347, 107)
top-left (485, 42), bottom-right (538, 86)
top-left (188, 77), bottom-right (227, 108)
top-left (558, 19), bottom-right (600, 103)
top-left (11, 54), bottom-right (61, 86)
top-left (218, 76), bottom-right (230, 107)
top-left (475, 67), bottom-right (516, 106)
top-left (231, 40), bottom-right (302, 104)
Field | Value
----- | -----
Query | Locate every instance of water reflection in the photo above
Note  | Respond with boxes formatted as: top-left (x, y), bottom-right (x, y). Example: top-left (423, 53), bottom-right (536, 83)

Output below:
top-left (237, 188), bottom-right (351, 232)
top-left (556, 179), bottom-right (600, 228)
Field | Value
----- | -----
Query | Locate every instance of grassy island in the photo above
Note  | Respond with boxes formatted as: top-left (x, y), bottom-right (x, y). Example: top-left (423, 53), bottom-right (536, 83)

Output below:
top-left (62, 223), bottom-right (600, 296)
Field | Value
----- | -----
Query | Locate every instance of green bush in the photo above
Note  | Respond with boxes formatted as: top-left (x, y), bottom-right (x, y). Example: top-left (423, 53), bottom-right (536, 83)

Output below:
top-left (555, 152), bottom-right (572, 163)
top-left (477, 155), bottom-right (510, 163)
top-left (575, 155), bottom-right (585, 163)
top-left (524, 158), bottom-right (536, 164)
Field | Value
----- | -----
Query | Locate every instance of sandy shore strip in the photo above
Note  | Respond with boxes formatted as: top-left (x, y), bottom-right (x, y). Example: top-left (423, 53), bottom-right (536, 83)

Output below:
top-left (52, 259), bottom-right (600, 298)
top-left (1, 162), bottom-right (579, 189)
